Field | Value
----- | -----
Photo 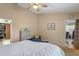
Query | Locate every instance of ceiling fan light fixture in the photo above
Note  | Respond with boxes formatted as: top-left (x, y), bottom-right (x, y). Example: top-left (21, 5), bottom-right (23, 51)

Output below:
top-left (32, 5), bottom-right (39, 9)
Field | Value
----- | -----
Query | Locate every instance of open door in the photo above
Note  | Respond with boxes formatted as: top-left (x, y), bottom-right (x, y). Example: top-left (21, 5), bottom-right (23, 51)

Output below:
top-left (74, 19), bottom-right (79, 49)
top-left (5, 24), bottom-right (10, 39)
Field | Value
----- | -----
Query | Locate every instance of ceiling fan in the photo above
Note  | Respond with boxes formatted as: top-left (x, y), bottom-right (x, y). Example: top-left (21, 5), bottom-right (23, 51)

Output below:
top-left (27, 3), bottom-right (48, 12)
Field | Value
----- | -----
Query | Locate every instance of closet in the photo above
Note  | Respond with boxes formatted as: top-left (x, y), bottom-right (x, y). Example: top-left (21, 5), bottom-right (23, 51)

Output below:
top-left (0, 23), bottom-right (10, 39)
top-left (0, 23), bottom-right (5, 38)
top-left (65, 19), bottom-right (79, 49)
top-left (0, 18), bottom-right (11, 40)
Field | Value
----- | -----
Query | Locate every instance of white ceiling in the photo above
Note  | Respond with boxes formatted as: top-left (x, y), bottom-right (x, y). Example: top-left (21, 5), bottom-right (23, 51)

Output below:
top-left (18, 3), bottom-right (79, 14)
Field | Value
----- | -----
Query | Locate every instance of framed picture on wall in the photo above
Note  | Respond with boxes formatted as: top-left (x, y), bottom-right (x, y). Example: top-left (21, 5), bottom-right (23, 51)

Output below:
top-left (47, 23), bottom-right (55, 31)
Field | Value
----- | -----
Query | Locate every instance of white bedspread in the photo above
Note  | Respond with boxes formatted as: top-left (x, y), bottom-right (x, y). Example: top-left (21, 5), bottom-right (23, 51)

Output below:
top-left (0, 40), bottom-right (65, 56)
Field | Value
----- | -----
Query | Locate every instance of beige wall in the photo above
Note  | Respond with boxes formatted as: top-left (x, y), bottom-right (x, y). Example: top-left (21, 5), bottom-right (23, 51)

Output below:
top-left (0, 4), bottom-right (38, 42)
top-left (1, 3), bottom-right (79, 47)
top-left (38, 13), bottom-right (79, 46)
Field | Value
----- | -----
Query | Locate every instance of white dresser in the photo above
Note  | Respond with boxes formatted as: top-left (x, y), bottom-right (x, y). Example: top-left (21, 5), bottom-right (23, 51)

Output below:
top-left (20, 28), bottom-right (31, 41)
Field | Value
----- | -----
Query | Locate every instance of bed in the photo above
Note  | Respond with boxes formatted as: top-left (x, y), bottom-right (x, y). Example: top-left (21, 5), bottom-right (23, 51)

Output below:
top-left (0, 40), bottom-right (65, 56)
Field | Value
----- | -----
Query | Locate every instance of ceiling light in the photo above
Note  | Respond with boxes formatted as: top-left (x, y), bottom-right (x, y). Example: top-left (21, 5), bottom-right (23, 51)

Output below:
top-left (32, 5), bottom-right (39, 9)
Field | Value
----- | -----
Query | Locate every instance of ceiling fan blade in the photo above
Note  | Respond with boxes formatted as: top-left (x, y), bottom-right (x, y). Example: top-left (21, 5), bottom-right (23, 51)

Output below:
top-left (27, 6), bottom-right (33, 11)
top-left (41, 4), bottom-right (48, 7)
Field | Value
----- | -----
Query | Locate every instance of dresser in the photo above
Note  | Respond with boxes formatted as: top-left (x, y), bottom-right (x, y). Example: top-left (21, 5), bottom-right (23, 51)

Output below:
top-left (20, 28), bottom-right (31, 41)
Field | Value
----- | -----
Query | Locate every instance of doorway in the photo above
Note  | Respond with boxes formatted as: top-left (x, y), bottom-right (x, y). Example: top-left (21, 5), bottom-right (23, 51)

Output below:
top-left (0, 18), bottom-right (12, 46)
top-left (65, 17), bottom-right (76, 48)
